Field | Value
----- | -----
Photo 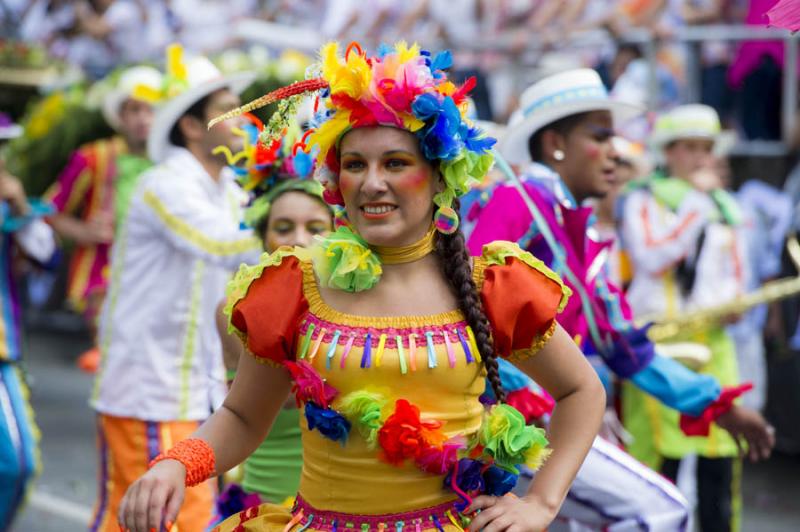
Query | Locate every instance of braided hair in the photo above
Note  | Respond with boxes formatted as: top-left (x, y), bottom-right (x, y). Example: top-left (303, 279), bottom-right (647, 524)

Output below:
top-left (434, 198), bottom-right (506, 402)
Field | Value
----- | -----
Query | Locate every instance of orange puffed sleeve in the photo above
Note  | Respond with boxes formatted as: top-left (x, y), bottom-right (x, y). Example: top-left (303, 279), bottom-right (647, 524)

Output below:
top-left (230, 255), bottom-right (309, 366)
top-left (477, 243), bottom-right (571, 361)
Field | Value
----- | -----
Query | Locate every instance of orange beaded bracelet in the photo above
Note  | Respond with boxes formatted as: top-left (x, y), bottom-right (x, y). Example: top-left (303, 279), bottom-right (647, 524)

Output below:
top-left (149, 438), bottom-right (216, 487)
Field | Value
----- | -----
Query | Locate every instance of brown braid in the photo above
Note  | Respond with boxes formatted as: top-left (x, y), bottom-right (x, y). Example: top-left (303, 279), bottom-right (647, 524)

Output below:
top-left (434, 198), bottom-right (506, 402)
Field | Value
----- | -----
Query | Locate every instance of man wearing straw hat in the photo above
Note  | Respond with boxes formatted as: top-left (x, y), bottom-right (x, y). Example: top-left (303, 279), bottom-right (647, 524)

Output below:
top-left (45, 65), bottom-right (163, 373)
top-left (467, 70), bottom-right (773, 531)
top-left (619, 104), bottom-right (756, 531)
top-left (88, 46), bottom-right (260, 532)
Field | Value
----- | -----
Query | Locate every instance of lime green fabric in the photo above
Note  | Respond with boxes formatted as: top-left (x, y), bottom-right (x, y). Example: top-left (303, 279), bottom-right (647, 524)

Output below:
top-left (242, 407), bottom-right (303, 503)
top-left (631, 173), bottom-right (743, 226)
top-left (114, 153), bottom-right (151, 229)
top-left (623, 327), bottom-right (740, 468)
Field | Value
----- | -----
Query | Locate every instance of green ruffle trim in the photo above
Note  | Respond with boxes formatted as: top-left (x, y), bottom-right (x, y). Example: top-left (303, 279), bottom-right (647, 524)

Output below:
top-left (309, 226), bottom-right (383, 293)
top-left (480, 241), bottom-right (572, 313)
top-left (336, 390), bottom-right (388, 449)
top-left (223, 247), bottom-right (311, 335)
top-left (434, 150), bottom-right (495, 211)
top-left (470, 404), bottom-right (551, 473)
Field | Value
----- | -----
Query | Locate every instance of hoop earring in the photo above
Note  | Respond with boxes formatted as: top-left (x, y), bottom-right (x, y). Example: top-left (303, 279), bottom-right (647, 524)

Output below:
top-left (553, 149), bottom-right (565, 161)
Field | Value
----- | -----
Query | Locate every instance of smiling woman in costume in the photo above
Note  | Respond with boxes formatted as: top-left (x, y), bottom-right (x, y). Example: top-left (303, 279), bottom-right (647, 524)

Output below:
top-left (117, 42), bottom-right (605, 532)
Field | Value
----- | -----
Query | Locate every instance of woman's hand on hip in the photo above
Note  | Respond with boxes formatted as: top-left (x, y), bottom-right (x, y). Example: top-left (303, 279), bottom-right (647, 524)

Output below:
top-left (466, 493), bottom-right (557, 532)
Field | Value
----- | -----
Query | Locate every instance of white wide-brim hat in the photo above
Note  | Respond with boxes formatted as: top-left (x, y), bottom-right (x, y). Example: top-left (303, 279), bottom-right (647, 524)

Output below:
top-left (102, 65), bottom-right (164, 131)
top-left (650, 104), bottom-right (722, 151)
top-left (499, 68), bottom-right (644, 165)
top-left (147, 56), bottom-right (256, 163)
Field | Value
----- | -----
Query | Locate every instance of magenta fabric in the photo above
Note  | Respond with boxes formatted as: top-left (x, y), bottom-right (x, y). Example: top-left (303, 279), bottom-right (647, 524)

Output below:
top-left (466, 180), bottom-right (651, 378)
top-left (729, 0), bottom-right (800, 87)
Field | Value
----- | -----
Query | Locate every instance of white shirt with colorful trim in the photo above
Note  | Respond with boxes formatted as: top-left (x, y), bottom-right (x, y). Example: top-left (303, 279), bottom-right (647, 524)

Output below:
top-left (92, 147), bottom-right (261, 422)
top-left (621, 183), bottom-right (748, 319)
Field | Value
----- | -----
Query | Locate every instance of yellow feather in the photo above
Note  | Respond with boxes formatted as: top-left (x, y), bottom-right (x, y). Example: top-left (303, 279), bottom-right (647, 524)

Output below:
top-left (308, 111), bottom-right (352, 161)
top-left (320, 42), bottom-right (342, 82)
top-left (330, 52), bottom-right (371, 99)
top-left (394, 41), bottom-right (420, 63)
top-left (167, 44), bottom-right (187, 82)
top-left (437, 81), bottom-right (457, 97)
top-left (402, 114), bottom-right (425, 132)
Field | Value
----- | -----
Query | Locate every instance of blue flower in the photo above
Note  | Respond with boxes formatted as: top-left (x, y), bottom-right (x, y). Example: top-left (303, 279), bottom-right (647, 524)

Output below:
top-left (482, 465), bottom-right (519, 496)
top-left (305, 402), bottom-right (351, 444)
top-left (412, 95), bottom-right (462, 161)
top-left (444, 458), bottom-right (484, 493)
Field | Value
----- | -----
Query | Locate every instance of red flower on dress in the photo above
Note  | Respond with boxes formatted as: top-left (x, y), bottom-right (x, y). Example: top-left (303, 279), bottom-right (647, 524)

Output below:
top-left (284, 360), bottom-right (338, 407)
top-left (378, 399), bottom-right (447, 465)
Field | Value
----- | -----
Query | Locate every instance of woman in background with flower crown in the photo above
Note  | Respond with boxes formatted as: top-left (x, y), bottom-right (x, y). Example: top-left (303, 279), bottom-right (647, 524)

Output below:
top-left (213, 115), bottom-right (334, 519)
top-left (118, 42), bottom-right (605, 532)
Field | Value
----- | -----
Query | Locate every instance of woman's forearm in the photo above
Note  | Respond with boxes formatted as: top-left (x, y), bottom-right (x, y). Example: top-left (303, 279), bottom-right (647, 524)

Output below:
top-left (190, 404), bottom-right (278, 475)
top-left (186, 356), bottom-right (293, 477)
top-left (523, 377), bottom-right (605, 512)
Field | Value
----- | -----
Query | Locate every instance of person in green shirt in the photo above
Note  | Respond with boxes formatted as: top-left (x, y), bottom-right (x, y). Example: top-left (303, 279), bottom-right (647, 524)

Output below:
top-left (214, 117), bottom-right (334, 518)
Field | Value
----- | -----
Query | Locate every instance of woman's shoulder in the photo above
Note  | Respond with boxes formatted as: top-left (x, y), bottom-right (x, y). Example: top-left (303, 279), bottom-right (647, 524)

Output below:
top-left (224, 247), bottom-right (312, 330)
top-left (473, 241), bottom-right (571, 361)
top-left (473, 241), bottom-right (569, 306)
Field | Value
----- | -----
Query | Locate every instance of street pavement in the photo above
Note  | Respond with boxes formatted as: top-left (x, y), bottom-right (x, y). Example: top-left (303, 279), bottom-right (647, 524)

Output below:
top-left (10, 323), bottom-right (800, 531)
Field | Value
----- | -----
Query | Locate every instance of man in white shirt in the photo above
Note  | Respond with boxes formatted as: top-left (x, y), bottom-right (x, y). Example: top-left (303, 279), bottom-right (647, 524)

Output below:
top-left (89, 48), bottom-right (259, 532)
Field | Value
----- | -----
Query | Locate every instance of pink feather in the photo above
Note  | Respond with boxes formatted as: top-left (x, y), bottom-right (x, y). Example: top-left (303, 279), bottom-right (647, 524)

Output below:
top-left (767, 0), bottom-right (800, 32)
top-left (284, 360), bottom-right (338, 407)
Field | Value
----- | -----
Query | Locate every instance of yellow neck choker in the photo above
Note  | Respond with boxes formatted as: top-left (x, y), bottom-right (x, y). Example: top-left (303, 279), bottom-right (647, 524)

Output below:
top-left (372, 225), bottom-right (437, 265)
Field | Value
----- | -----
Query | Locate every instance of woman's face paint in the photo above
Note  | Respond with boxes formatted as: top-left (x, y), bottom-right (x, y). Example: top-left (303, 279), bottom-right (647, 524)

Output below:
top-left (337, 126), bottom-right (438, 248)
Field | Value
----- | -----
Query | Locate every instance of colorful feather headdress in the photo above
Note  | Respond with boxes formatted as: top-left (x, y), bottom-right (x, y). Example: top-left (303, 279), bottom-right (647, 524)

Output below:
top-left (214, 112), bottom-right (323, 229)
top-left (210, 41), bottom-right (496, 235)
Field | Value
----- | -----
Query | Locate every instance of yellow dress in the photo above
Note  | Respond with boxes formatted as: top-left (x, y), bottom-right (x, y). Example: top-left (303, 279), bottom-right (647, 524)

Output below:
top-left (216, 243), bottom-right (569, 532)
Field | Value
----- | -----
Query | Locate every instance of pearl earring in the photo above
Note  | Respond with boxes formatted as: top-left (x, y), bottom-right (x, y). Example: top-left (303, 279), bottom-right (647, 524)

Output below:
top-left (553, 149), bottom-right (565, 161)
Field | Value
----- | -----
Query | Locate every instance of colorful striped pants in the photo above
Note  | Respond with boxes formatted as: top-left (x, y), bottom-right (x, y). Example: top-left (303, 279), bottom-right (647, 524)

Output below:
top-left (90, 414), bottom-right (215, 532)
top-left (0, 362), bottom-right (39, 531)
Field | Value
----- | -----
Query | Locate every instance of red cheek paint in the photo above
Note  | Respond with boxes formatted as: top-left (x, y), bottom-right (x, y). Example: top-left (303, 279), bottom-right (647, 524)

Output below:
top-left (338, 174), bottom-right (356, 195)
top-left (584, 143), bottom-right (601, 160)
top-left (397, 170), bottom-right (431, 192)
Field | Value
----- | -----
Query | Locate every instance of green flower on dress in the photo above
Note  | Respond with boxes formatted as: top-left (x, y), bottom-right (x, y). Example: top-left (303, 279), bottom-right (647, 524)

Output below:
top-left (471, 404), bottom-right (551, 473)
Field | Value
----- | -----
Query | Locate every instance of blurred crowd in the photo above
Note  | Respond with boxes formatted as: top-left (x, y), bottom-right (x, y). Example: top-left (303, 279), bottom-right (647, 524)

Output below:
top-left (1, 0), bottom-right (796, 139)
top-left (1, 1), bottom-right (800, 531)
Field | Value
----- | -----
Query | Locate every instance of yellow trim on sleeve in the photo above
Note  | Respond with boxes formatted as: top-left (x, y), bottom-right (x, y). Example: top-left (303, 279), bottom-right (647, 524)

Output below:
top-left (143, 190), bottom-right (260, 256)
top-left (507, 320), bottom-right (557, 362)
top-left (246, 348), bottom-right (287, 369)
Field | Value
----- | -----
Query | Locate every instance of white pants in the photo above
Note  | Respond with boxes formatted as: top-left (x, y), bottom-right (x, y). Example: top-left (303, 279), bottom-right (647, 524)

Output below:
top-left (515, 436), bottom-right (691, 531)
